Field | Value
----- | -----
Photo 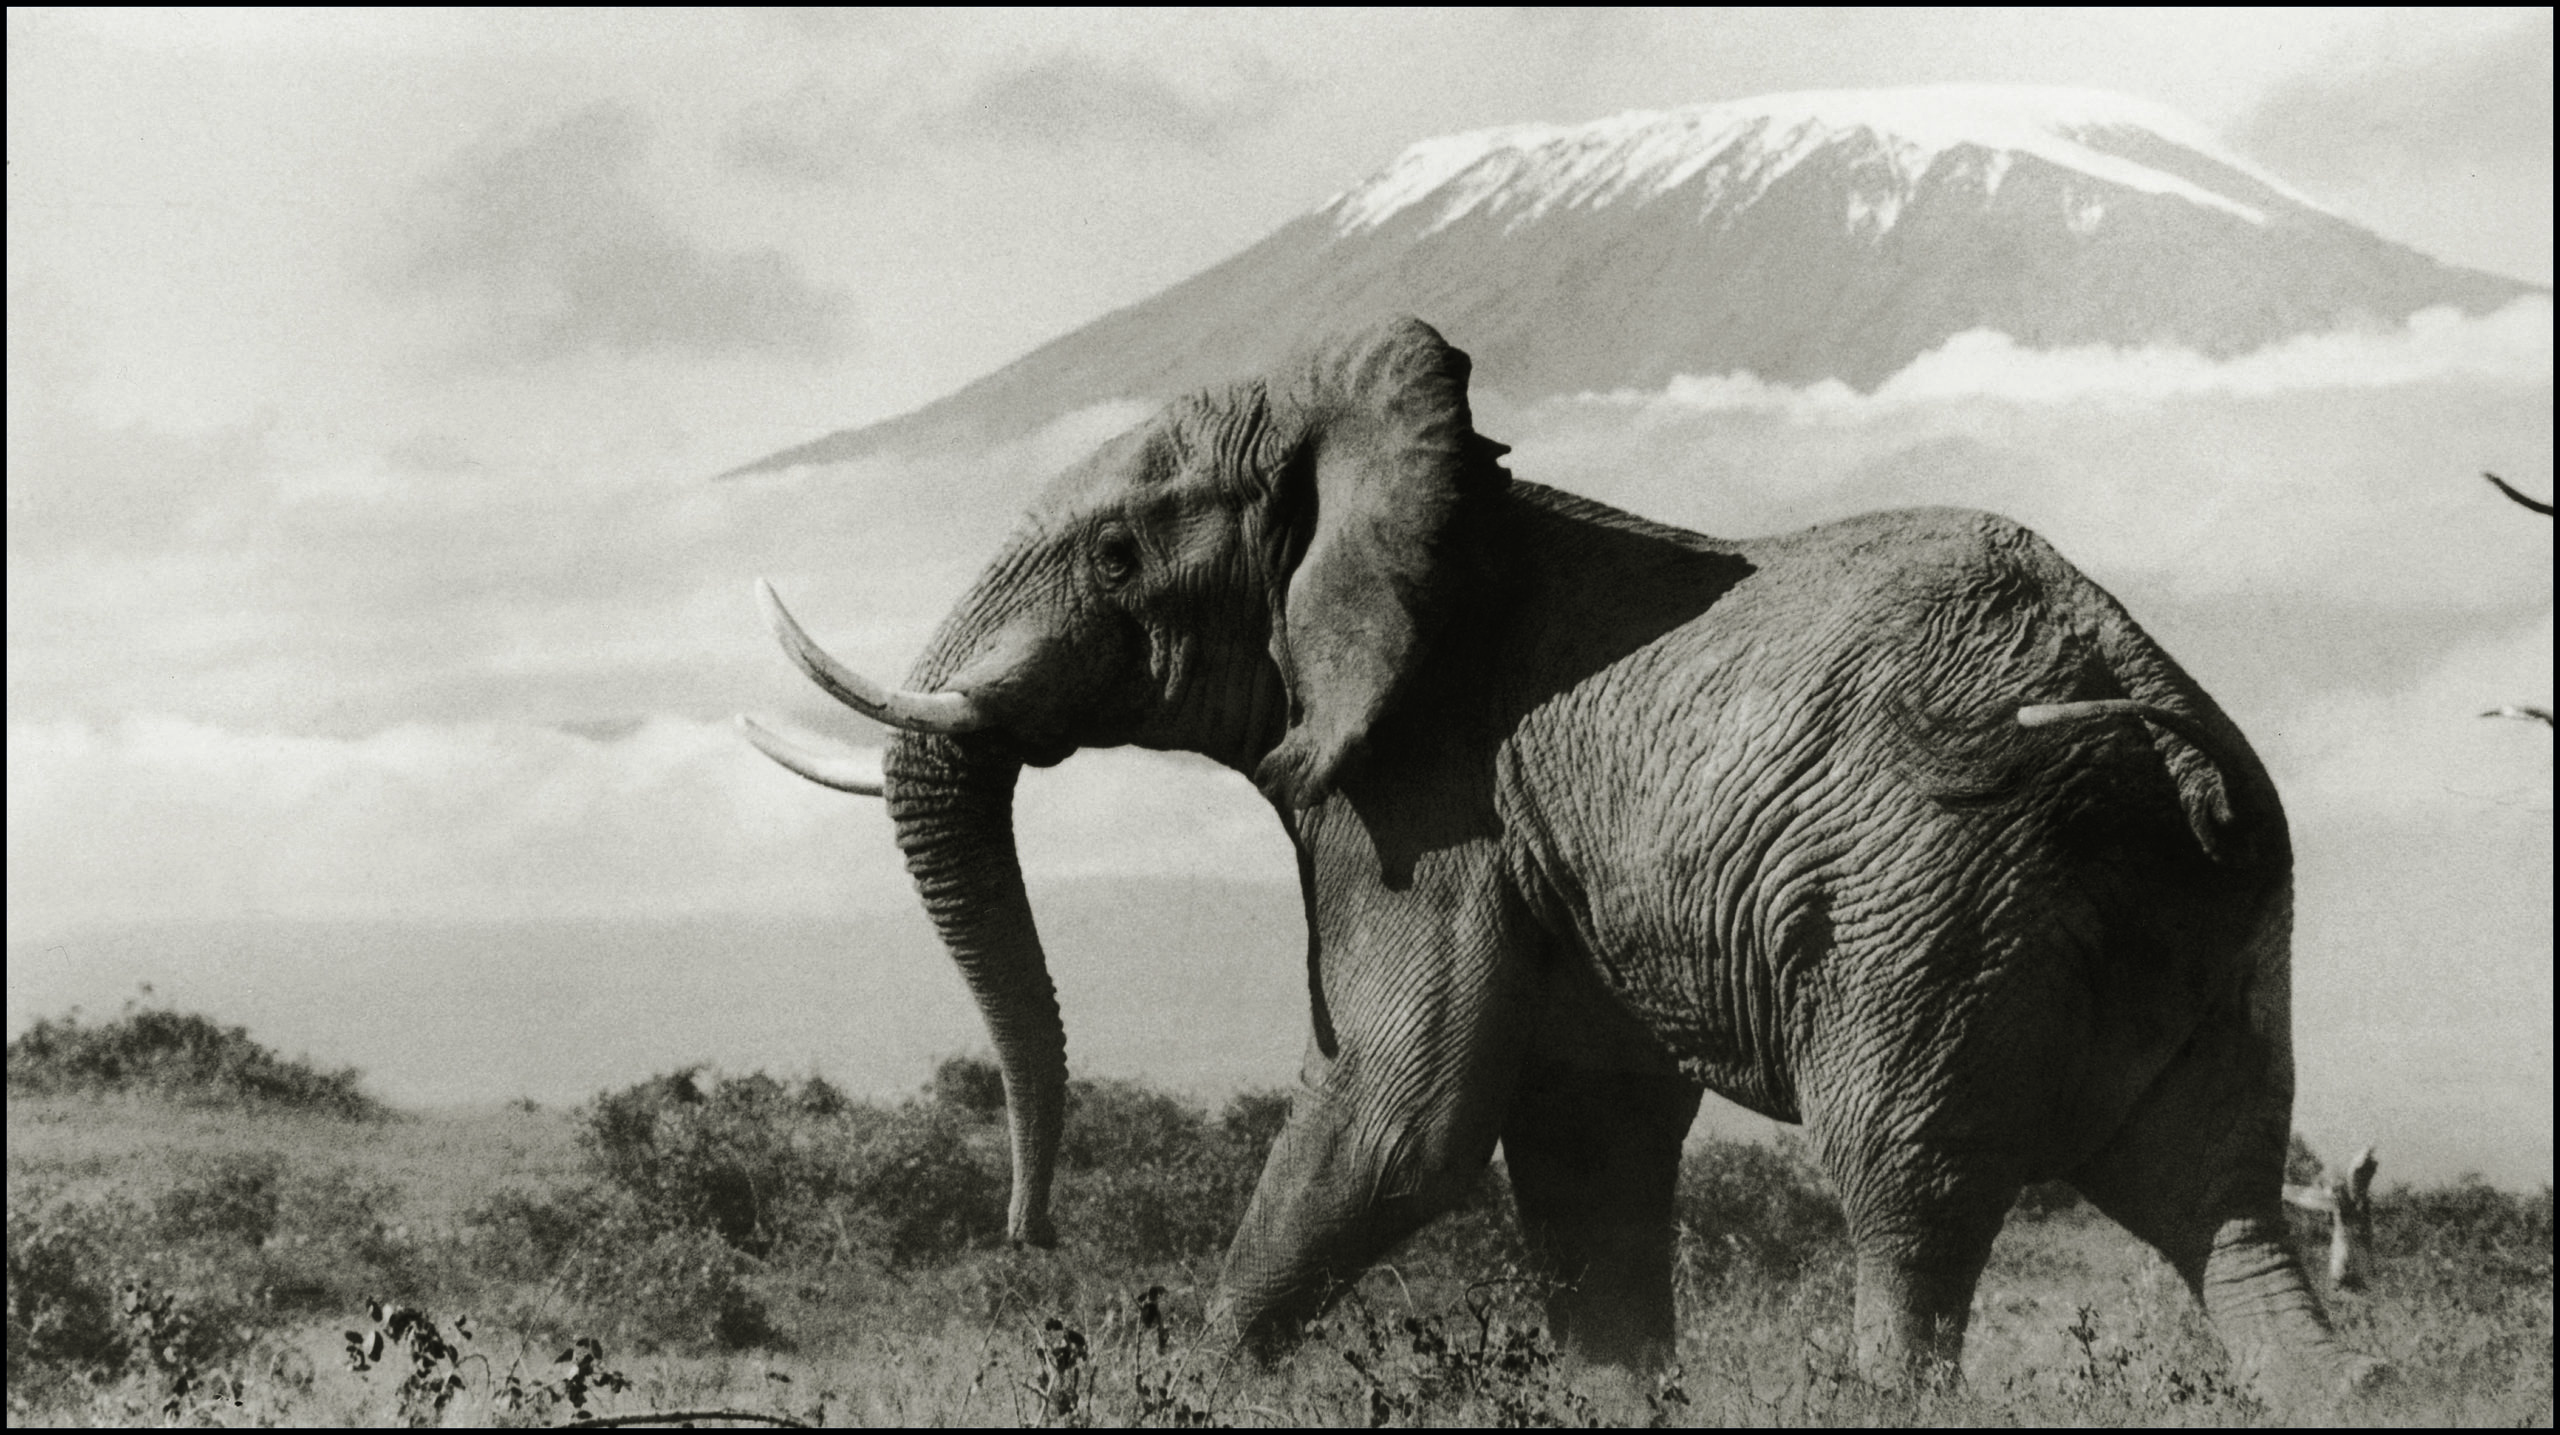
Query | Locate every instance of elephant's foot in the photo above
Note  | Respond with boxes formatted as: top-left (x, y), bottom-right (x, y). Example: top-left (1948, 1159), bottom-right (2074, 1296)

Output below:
top-left (1849, 1277), bottom-right (1970, 1389)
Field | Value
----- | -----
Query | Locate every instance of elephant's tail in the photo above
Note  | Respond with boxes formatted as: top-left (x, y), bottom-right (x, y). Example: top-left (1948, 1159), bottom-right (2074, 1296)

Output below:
top-left (2014, 698), bottom-right (2277, 866)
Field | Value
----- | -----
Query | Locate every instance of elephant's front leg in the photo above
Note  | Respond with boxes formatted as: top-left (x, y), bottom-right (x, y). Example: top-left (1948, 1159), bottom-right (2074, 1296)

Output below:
top-left (1503, 1059), bottom-right (1702, 1369)
top-left (1216, 1075), bottom-right (1498, 1350)
top-left (1212, 846), bottom-right (1533, 1354)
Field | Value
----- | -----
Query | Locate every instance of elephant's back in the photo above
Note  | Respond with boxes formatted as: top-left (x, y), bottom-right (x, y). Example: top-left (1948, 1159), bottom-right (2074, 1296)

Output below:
top-left (1499, 501), bottom-right (2278, 1029)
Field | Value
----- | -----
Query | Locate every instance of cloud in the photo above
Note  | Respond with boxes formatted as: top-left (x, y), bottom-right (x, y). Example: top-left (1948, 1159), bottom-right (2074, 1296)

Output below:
top-left (5, 715), bottom-right (873, 939)
top-left (721, 78), bottom-right (894, 185)
top-left (3, 714), bottom-right (1285, 943)
top-left (1500, 299), bottom-right (2553, 624)
top-left (724, 41), bottom-right (1289, 187)
top-left (2236, 13), bottom-right (2553, 190)
top-left (1573, 298), bottom-right (2551, 417)
top-left (381, 103), bottom-right (853, 367)
top-left (4, 389), bottom-right (1158, 738)
top-left (2279, 612), bottom-right (2553, 815)
top-left (2232, 13), bottom-right (2552, 282)
top-left (940, 51), bottom-right (1283, 151)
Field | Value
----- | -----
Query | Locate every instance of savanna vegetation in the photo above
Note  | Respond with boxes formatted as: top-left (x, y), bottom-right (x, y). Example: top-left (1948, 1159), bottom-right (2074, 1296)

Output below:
top-left (7, 1000), bottom-right (2550, 1426)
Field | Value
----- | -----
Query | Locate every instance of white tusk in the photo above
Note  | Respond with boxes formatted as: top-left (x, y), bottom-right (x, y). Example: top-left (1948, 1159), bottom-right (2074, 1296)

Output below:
top-left (735, 715), bottom-right (885, 797)
top-left (2017, 698), bottom-right (2219, 756)
top-left (756, 579), bottom-right (988, 735)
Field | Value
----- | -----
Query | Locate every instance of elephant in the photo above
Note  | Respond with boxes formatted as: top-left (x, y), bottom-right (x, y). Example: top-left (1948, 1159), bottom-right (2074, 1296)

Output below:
top-left (742, 316), bottom-right (2381, 1395)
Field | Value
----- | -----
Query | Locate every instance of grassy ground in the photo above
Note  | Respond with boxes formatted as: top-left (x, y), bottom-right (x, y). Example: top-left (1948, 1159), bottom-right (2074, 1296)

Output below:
top-left (8, 1070), bottom-right (2550, 1427)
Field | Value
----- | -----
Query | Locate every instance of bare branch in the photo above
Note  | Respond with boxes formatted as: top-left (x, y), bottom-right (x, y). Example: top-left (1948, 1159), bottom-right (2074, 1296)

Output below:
top-left (2484, 471), bottom-right (2554, 516)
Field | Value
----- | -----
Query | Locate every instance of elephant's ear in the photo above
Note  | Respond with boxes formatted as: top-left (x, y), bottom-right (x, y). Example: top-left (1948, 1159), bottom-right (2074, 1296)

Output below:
top-left (1254, 317), bottom-right (1510, 809)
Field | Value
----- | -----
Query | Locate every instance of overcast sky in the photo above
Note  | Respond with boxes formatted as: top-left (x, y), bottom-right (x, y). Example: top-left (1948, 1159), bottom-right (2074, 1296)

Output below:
top-left (7, 9), bottom-right (2550, 1174)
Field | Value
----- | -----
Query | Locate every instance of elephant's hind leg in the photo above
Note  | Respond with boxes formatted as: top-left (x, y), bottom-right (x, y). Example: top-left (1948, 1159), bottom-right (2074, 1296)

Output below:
top-left (1815, 1130), bottom-right (2021, 1386)
top-left (1502, 1060), bottom-right (1702, 1370)
top-left (2067, 1009), bottom-right (2382, 1400)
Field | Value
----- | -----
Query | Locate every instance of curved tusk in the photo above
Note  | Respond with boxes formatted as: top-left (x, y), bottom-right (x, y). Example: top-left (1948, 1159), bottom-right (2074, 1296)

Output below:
top-left (735, 714), bottom-right (885, 796)
top-left (2018, 698), bottom-right (2219, 756)
top-left (756, 579), bottom-right (988, 735)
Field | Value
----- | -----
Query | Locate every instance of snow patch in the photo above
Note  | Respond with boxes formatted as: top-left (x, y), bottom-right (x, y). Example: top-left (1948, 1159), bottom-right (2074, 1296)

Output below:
top-left (1325, 84), bottom-right (2287, 239)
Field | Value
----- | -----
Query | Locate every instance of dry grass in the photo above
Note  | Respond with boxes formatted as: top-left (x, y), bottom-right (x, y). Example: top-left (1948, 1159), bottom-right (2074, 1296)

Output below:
top-left (8, 1088), bottom-right (2548, 1427)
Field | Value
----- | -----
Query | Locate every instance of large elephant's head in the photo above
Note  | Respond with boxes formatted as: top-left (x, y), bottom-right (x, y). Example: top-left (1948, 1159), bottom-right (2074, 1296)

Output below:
top-left (745, 317), bottom-right (1511, 1245)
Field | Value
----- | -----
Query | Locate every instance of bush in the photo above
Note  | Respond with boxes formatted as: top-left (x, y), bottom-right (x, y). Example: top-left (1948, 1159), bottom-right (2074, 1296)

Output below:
top-left (2381, 1176), bottom-right (2553, 1289)
top-left (577, 1068), bottom-right (1009, 1270)
top-left (6, 1003), bottom-right (382, 1120)
top-left (929, 1056), bottom-right (1008, 1120)
top-left (1220, 1088), bottom-right (1293, 1157)
top-left (6, 1198), bottom-right (129, 1378)
top-left (826, 1103), bottom-right (1008, 1267)
top-left (154, 1153), bottom-right (286, 1250)
top-left (560, 1225), bottom-right (775, 1352)
top-left (1063, 1079), bottom-right (1213, 1171)
top-left (1050, 1081), bottom-right (1298, 1263)
top-left (579, 1067), bottom-right (812, 1255)
top-left (1673, 1134), bottom-right (1847, 1283)
top-left (466, 1182), bottom-right (626, 1284)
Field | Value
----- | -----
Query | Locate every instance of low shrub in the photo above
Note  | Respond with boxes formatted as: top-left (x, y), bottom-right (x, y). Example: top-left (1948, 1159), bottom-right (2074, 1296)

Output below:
top-left (6, 1003), bottom-right (382, 1120)
top-left (465, 1181), bottom-right (626, 1284)
top-left (927, 1055), bottom-right (1008, 1120)
top-left (154, 1152), bottom-right (286, 1251)
top-left (825, 1101), bottom-right (1009, 1267)
top-left (571, 1066), bottom-right (1305, 1275)
top-left (1673, 1133), bottom-right (1847, 1283)
top-left (576, 1068), bottom-right (1009, 1271)
top-left (1219, 1087), bottom-right (1293, 1155)
top-left (2384, 1176), bottom-right (2553, 1263)
top-left (6, 1198), bottom-right (130, 1379)
top-left (1062, 1078), bottom-right (1212, 1171)
top-left (579, 1067), bottom-right (814, 1255)
top-left (560, 1225), bottom-right (776, 1352)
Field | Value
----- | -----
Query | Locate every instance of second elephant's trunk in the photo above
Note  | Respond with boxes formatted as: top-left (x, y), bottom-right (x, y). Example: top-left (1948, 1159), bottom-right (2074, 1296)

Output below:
top-left (885, 731), bottom-right (1067, 1245)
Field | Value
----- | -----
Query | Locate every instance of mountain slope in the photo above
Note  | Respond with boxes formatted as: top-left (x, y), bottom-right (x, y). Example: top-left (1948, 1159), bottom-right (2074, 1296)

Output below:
top-left (735, 85), bottom-right (2535, 475)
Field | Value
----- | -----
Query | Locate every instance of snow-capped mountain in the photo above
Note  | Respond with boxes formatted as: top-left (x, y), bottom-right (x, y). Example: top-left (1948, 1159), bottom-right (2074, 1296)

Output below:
top-left (734, 86), bottom-right (2534, 474)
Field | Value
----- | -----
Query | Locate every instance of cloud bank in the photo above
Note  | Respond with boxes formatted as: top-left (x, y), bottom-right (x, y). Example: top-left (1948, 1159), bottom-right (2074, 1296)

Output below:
top-left (5, 715), bottom-right (1283, 944)
top-left (1505, 300), bottom-right (2552, 625)
top-left (1577, 297), bottom-right (2550, 416)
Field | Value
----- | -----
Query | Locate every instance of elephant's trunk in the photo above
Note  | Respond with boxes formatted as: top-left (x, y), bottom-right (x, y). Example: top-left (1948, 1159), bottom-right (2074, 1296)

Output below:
top-left (885, 730), bottom-right (1066, 1246)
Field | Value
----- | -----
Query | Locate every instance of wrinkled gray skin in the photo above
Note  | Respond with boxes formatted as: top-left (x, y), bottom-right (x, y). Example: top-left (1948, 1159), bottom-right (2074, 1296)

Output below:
top-left (815, 318), bottom-right (2378, 1395)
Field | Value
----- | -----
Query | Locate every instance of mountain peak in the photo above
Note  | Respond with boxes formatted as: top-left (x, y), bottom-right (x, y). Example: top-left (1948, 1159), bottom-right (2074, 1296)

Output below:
top-left (727, 86), bottom-right (2531, 478)
top-left (1325, 85), bottom-right (2318, 239)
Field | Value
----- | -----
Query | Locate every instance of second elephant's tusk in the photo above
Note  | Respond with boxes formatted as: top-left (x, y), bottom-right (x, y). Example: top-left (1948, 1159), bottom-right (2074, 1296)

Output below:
top-left (756, 579), bottom-right (989, 735)
top-left (735, 714), bottom-right (886, 796)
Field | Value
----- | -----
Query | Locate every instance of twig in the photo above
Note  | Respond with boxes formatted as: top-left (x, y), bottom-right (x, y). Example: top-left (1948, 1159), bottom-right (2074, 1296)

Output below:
top-left (559, 1410), bottom-right (809, 1429)
top-left (2484, 471), bottom-right (2554, 516)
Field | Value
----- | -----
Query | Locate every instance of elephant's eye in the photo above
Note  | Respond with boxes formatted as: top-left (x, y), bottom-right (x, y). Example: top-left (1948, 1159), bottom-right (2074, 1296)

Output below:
top-left (1092, 526), bottom-right (1140, 588)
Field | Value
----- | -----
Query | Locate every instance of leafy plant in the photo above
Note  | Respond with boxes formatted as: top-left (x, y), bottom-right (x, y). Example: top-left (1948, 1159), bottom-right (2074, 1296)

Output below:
top-left (344, 1299), bottom-right (632, 1425)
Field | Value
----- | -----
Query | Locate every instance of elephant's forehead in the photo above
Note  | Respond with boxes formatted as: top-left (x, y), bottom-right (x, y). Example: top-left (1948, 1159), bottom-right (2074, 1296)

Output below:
top-left (1032, 408), bottom-right (1238, 522)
